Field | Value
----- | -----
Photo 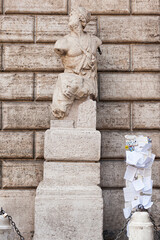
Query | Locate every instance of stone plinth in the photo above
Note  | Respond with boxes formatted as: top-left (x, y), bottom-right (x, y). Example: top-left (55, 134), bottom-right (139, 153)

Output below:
top-left (34, 162), bottom-right (103, 240)
top-left (34, 100), bottom-right (103, 240)
top-left (44, 121), bottom-right (101, 161)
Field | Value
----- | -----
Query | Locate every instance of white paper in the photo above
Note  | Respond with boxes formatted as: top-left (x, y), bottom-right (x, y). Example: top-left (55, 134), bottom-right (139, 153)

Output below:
top-left (137, 169), bottom-right (145, 177)
top-left (141, 195), bottom-right (151, 207)
top-left (144, 201), bottom-right (153, 209)
top-left (123, 207), bottom-right (132, 219)
top-left (143, 188), bottom-right (152, 195)
top-left (124, 165), bottom-right (137, 181)
top-left (131, 198), bottom-right (140, 208)
top-left (143, 177), bottom-right (153, 191)
top-left (123, 185), bottom-right (140, 202)
top-left (141, 143), bottom-right (152, 152)
top-left (126, 151), bottom-right (143, 166)
top-left (132, 178), bottom-right (145, 191)
top-left (137, 136), bottom-right (148, 147)
top-left (144, 168), bottom-right (152, 177)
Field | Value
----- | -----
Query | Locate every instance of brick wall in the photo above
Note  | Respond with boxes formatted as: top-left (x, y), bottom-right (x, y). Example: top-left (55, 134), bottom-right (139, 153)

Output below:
top-left (0, 0), bottom-right (159, 239)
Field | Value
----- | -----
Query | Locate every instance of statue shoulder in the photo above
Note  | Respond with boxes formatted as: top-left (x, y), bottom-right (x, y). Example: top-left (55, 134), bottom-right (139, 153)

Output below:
top-left (54, 35), bottom-right (69, 55)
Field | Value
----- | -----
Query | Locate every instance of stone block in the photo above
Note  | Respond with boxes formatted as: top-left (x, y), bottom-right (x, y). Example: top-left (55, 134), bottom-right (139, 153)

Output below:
top-left (2, 161), bottom-right (43, 188)
top-left (97, 102), bottom-right (130, 130)
top-left (3, 44), bottom-right (63, 71)
top-left (101, 161), bottom-right (126, 188)
top-left (4, 0), bottom-right (67, 14)
top-left (36, 16), bottom-right (97, 42)
top-left (44, 127), bottom-right (101, 161)
top-left (34, 188), bottom-right (103, 240)
top-left (97, 45), bottom-right (130, 71)
top-left (99, 73), bottom-right (160, 100)
top-left (101, 131), bottom-right (160, 159)
top-left (35, 131), bottom-right (45, 159)
top-left (132, 0), bottom-right (160, 14)
top-left (0, 190), bottom-right (35, 240)
top-left (3, 102), bottom-right (50, 130)
top-left (132, 102), bottom-right (160, 129)
top-left (77, 99), bottom-right (96, 129)
top-left (0, 132), bottom-right (33, 158)
top-left (151, 189), bottom-right (160, 226)
top-left (35, 73), bottom-right (58, 100)
top-left (43, 161), bottom-right (100, 186)
top-left (71, 0), bottom-right (130, 14)
top-left (100, 16), bottom-right (160, 43)
top-left (0, 73), bottom-right (33, 100)
top-left (152, 161), bottom-right (160, 187)
top-left (103, 189), bottom-right (124, 231)
top-left (132, 45), bottom-right (160, 71)
top-left (0, 16), bottom-right (34, 42)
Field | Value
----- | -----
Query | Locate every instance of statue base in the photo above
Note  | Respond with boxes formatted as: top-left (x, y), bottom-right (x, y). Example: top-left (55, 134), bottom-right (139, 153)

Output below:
top-left (34, 162), bottom-right (103, 240)
top-left (34, 100), bottom-right (103, 240)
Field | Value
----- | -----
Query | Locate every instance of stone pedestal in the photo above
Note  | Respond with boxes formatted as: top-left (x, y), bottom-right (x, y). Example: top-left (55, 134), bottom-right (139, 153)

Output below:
top-left (129, 212), bottom-right (153, 240)
top-left (34, 99), bottom-right (103, 240)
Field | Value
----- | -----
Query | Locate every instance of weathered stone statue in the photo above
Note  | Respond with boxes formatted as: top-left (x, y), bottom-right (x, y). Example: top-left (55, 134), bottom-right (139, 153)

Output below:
top-left (51, 7), bottom-right (102, 118)
top-left (34, 7), bottom-right (103, 240)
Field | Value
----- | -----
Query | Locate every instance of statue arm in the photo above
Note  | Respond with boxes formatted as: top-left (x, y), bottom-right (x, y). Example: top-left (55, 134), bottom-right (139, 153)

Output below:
top-left (54, 38), bottom-right (68, 56)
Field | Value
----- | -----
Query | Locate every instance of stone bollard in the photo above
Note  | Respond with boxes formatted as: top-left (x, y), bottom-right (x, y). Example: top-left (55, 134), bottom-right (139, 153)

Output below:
top-left (129, 212), bottom-right (154, 240)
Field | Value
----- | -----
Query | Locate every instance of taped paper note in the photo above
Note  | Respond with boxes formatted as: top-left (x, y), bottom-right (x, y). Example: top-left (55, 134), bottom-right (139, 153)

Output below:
top-left (123, 186), bottom-right (140, 202)
top-left (132, 178), bottom-right (145, 191)
top-left (141, 195), bottom-right (151, 207)
top-left (126, 151), bottom-right (143, 166)
top-left (131, 198), bottom-right (140, 209)
top-left (143, 177), bottom-right (153, 192)
top-left (124, 165), bottom-right (137, 181)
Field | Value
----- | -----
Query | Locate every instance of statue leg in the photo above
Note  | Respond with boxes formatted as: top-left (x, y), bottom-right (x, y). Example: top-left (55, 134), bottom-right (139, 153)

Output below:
top-left (51, 74), bottom-right (74, 118)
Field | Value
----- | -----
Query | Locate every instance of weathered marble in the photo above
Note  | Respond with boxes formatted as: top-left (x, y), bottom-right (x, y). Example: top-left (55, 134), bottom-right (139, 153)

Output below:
top-left (51, 7), bottom-right (102, 119)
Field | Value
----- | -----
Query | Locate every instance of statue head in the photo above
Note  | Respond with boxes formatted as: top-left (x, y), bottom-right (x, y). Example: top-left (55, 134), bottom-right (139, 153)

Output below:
top-left (69, 7), bottom-right (91, 30)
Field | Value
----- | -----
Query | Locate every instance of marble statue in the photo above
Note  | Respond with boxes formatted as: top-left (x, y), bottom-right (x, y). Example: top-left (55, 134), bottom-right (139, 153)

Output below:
top-left (51, 7), bottom-right (102, 119)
